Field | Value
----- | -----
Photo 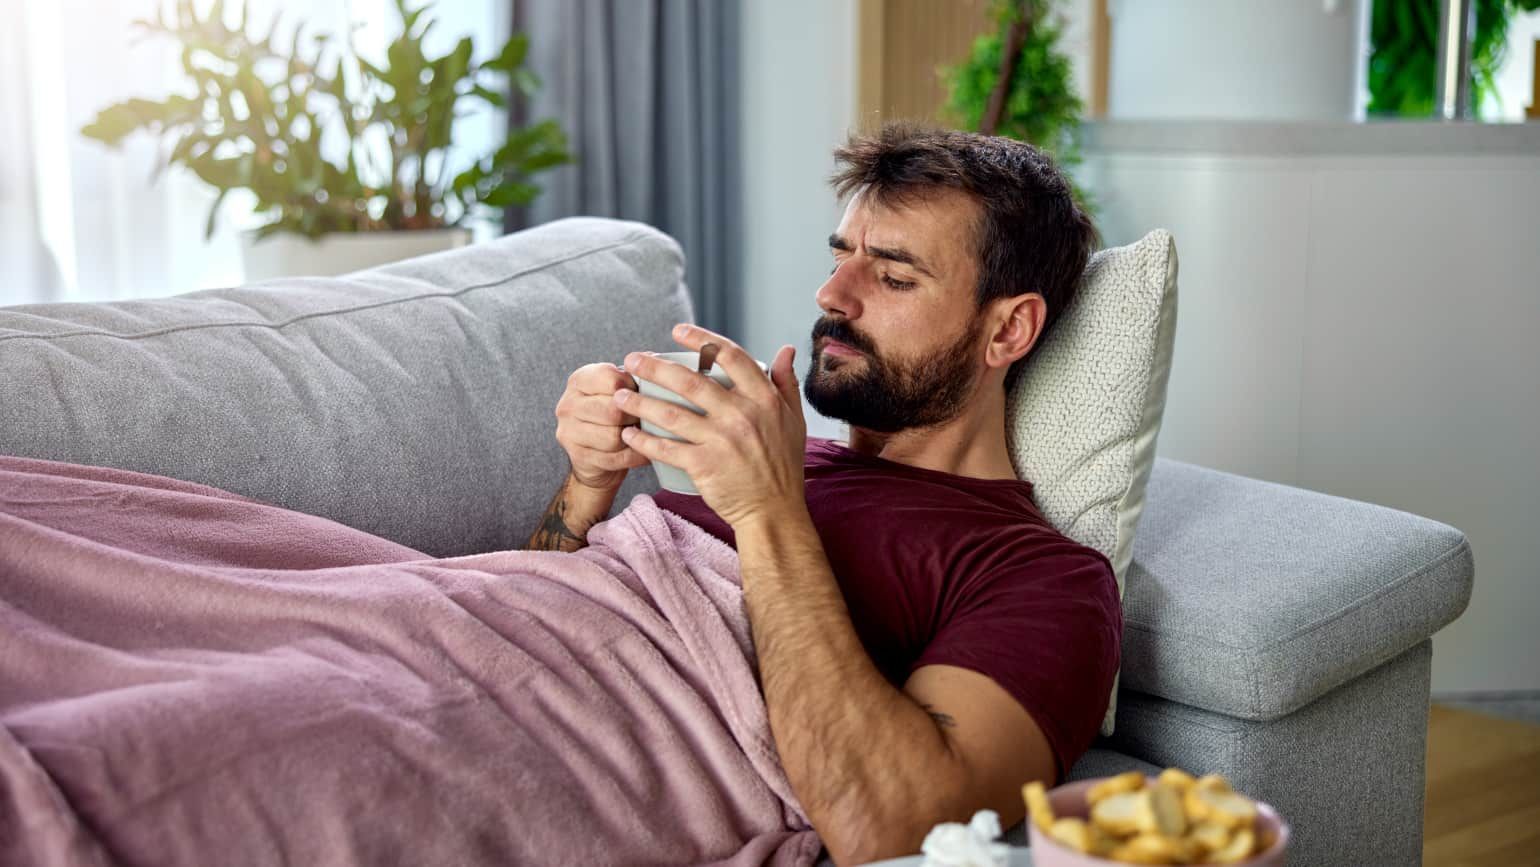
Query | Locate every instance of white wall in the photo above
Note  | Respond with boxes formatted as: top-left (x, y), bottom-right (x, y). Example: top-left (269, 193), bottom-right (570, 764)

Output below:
top-left (1082, 132), bottom-right (1540, 694)
top-left (737, 0), bottom-right (858, 440)
top-left (1486, 10), bottom-right (1540, 121)
top-left (1108, 0), bottom-right (1362, 120)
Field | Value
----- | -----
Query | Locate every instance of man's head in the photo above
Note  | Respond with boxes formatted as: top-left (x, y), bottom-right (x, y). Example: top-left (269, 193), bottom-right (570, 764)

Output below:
top-left (803, 123), bottom-right (1098, 434)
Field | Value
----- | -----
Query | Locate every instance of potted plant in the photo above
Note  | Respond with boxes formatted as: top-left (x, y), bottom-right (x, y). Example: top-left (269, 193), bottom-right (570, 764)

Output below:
top-left (81, 0), bottom-right (570, 281)
top-left (1368, 0), bottom-right (1540, 117)
top-left (941, 0), bottom-right (1092, 210)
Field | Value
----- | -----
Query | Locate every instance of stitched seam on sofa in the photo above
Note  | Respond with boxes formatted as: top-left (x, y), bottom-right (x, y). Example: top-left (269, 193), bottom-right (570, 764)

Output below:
top-left (1122, 535), bottom-right (1471, 653)
top-left (1120, 693), bottom-right (1246, 735)
top-left (1258, 641), bottom-right (1417, 722)
top-left (1257, 535), bottom-right (1471, 651)
top-left (1123, 621), bottom-right (1248, 651)
top-left (0, 231), bottom-right (658, 345)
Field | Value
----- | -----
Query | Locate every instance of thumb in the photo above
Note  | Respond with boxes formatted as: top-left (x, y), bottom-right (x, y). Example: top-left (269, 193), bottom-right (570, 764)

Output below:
top-left (770, 344), bottom-right (800, 407)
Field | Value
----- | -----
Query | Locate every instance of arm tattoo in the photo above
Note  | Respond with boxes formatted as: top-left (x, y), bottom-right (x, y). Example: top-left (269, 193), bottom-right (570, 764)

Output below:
top-left (527, 487), bottom-right (586, 552)
top-left (920, 703), bottom-right (957, 729)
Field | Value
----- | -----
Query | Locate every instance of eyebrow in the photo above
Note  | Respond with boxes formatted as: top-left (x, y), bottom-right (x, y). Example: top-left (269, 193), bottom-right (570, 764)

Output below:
top-left (828, 233), bottom-right (937, 280)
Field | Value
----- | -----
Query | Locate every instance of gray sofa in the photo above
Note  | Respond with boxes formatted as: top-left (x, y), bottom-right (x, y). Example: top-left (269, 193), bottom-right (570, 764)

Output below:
top-left (0, 217), bottom-right (1473, 866)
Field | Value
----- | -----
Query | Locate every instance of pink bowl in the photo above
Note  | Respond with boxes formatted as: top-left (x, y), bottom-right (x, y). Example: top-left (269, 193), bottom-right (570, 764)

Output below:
top-left (1027, 776), bottom-right (1290, 866)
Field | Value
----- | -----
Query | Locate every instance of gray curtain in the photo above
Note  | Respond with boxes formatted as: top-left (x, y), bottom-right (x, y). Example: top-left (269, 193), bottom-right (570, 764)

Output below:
top-left (505, 0), bottom-right (741, 336)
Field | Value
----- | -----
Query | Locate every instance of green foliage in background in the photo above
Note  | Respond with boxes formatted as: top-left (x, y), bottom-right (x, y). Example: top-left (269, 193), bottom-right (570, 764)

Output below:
top-left (82, 0), bottom-right (569, 240)
top-left (1368, 0), bottom-right (1540, 117)
top-left (940, 0), bottom-right (1091, 209)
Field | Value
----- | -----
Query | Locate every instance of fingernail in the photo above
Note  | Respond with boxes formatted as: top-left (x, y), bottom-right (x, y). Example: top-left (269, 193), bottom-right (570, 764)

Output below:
top-left (613, 389), bottom-right (631, 403)
top-left (674, 324), bottom-right (688, 336)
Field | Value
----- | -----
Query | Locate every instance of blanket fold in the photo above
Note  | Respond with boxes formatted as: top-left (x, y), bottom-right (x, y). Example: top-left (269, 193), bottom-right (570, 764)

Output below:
top-left (0, 456), bottom-right (821, 866)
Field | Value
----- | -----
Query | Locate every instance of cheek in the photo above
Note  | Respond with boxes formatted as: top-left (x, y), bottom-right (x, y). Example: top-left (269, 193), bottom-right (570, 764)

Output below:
top-left (878, 301), bottom-right (949, 353)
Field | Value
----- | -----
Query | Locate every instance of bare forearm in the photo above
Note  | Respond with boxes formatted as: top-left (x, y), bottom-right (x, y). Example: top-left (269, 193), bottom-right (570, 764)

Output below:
top-left (525, 472), bottom-right (621, 552)
top-left (736, 510), bottom-right (965, 864)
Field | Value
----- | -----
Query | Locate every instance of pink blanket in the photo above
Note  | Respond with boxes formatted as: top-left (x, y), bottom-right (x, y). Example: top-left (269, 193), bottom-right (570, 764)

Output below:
top-left (0, 456), bottom-right (821, 866)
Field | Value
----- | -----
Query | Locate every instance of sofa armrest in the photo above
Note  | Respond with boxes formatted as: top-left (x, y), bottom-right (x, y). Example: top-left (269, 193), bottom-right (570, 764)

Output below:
top-left (1120, 458), bottom-right (1473, 721)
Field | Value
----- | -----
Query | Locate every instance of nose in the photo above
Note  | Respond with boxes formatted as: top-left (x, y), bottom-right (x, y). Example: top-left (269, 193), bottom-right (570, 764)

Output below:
top-left (816, 259), bottom-right (864, 320)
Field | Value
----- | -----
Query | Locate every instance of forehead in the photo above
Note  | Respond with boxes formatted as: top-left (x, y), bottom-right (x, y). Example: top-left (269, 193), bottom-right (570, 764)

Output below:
top-left (834, 187), bottom-right (979, 276)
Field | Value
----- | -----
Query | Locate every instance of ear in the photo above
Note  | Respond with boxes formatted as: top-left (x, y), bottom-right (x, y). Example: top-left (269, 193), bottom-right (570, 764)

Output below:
top-left (984, 292), bottom-right (1046, 373)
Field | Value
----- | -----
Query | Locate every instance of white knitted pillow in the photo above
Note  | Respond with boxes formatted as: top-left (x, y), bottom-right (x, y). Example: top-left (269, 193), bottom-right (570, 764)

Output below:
top-left (1007, 229), bottom-right (1178, 737)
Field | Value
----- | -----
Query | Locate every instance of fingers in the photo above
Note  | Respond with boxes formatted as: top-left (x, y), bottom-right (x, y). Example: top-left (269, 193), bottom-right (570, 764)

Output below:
top-left (623, 351), bottom-right (734, 415)
top-left (668, 323), bottom-right (774, 403)
top-left (619, 424), bottom-right (691, 471)
top-left (569, 362), bottom-right (637, 396)
top-left (564, 421), bottom-right (632, 453)
top-left (561, 392), bottom-right (635, 427)
top-left (612, 387), bottom-right (712, 444)
top-left (569, 444), bottom-right (650, 472)
top-left (770, 344), bottom-right (799, 407)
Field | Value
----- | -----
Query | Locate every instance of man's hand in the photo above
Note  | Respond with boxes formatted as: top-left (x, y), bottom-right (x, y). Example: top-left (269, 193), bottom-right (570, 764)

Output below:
top-left (555, 362), bottom-right (651, 493)
top-left (614, 324), bottom-right (807, 528)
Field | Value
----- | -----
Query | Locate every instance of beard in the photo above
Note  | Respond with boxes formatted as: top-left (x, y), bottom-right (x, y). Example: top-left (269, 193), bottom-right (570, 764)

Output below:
top-left (802, 314), bottom-right (984, 434)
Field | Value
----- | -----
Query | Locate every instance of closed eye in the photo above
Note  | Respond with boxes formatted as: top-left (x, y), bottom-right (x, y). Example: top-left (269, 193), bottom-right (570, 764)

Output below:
top-left (828, 259), bottom-right (917, 290)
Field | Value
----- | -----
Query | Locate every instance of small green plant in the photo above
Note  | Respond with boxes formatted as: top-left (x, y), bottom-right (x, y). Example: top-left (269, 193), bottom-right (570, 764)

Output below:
top-left (82, 0), bottom-right (570, 240)
top-left (1368, 0), bottom-right (1540, 117)
top-left (941, 0), bottom-right (1091, 209)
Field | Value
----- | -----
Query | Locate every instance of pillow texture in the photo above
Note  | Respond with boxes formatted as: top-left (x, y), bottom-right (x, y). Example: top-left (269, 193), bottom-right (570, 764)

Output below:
top-left (1006, 229), bottom-right (1179, 736)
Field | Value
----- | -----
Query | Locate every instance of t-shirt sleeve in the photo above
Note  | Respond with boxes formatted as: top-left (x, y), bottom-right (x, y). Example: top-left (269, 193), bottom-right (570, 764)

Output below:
top-left (909, 550), bottom-right (1122, 783)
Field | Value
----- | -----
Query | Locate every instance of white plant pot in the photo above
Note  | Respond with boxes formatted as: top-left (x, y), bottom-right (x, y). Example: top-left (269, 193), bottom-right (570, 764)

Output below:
top-left (239, 227), bottom-right (473, 282)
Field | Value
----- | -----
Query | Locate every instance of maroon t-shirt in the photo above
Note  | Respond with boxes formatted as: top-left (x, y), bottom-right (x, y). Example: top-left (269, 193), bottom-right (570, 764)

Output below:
top-left (651, 436), bottom-right (1121, 781)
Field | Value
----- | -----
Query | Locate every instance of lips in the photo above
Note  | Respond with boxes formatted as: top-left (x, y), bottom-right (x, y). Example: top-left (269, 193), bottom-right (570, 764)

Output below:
top-left (820, 337), bottom-right (863, 358)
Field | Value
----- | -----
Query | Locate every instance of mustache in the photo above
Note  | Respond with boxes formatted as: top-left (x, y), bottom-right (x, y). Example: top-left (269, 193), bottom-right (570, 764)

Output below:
top-left (810, 317), bottom-right (876, 356)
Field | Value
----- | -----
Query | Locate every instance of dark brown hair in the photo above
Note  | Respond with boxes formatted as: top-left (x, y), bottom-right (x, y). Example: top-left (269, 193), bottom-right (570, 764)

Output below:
top-left (829, 122), bottom-right (1099, 390)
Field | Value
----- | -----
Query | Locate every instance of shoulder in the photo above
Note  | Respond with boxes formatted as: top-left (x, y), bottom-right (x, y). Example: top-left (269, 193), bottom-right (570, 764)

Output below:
top-left (960, 516), bottom-right (1116, 590)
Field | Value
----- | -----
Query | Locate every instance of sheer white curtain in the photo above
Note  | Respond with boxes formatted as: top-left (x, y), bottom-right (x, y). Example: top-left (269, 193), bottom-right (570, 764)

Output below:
top-left (0, 0), bottom-right (507, 307)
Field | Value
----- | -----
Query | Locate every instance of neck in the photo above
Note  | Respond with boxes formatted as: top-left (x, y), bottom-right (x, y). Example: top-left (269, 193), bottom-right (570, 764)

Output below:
top-left (841, 382), bottom-right (1017, 481)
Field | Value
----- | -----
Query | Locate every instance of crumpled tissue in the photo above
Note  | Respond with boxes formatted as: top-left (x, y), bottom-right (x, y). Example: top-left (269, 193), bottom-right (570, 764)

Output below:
top-left (918, 809), bottom-right (1011, 867)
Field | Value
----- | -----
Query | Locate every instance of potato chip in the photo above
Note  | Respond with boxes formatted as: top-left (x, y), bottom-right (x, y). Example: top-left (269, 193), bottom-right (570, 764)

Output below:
top-left (1157, 767), bottom-right (1197, 792)
top-left (1195, 773), bottom-right (1231, 793)
top-left (1090, 790), bottom-right (1144, 837)
top-left (1087, 770), bottom-right (1147, 805)
top-left (1134, 783), bottom-right (1188, 837)
top-left (1022, 780), bottom-right (1054, 833)
top-left (1029, 767), bottom-right (1271, 865)
top-left (1048, 817), bottom-right (1096, 854)
top-left (1110, 832), bottom-right (1182, 864)
top-left (1188, 820), bottom-right (1232, 856)
top-left (1208, 828), bottom-right (1257, 864)
top-left (1192, 788), bottom-right (1257, 830)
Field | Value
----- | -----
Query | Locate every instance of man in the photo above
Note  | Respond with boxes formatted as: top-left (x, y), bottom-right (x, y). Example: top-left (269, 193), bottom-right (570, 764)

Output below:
top-left (528, 124), bottom-right (1119, 866)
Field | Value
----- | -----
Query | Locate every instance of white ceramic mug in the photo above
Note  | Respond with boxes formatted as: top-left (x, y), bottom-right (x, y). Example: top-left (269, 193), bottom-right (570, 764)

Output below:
top-left (629, 350), bottom-right (767, 495)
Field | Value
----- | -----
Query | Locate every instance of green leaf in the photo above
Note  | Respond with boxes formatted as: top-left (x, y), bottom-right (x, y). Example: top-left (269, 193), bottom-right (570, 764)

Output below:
top-left (81, 97), bottom-right (189, 145)
top-left (479, 181), bottom-right (539, 207)
top-left (469, 83), bottom-right (506, 106)
top-left (80, 0), bottom-right (568, 235)
top-left (203, 187), bottom-right (229, 240)
top-left (517, 149), bottom-right (571, 172)
top-left (442, 36), bottom-right (474, 83)
top-left (510, 68), bottom-right (540, 97)
top-left (451, 162), bottom-right (486, 194)
top-left (482, 32), bottom-right (528, 74)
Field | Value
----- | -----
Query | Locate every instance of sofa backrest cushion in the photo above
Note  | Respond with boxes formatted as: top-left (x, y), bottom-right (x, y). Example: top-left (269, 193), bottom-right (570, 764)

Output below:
top-left (0, 217), bottom-right (689, 556)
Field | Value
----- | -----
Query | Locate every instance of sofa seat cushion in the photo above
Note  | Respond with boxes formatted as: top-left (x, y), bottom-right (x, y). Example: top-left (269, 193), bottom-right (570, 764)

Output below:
top-left (1123, 459), bottom-right (1473, 720)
